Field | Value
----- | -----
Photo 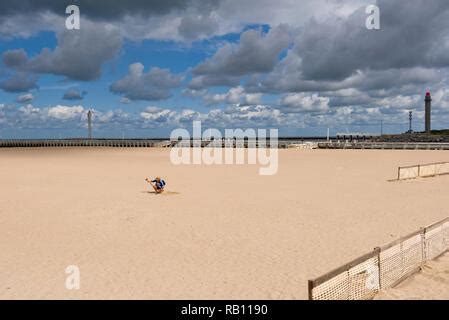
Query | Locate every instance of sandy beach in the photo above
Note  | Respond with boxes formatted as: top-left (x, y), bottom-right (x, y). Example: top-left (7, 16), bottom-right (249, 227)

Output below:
top-left (0, 148), bottom-right (448, 299)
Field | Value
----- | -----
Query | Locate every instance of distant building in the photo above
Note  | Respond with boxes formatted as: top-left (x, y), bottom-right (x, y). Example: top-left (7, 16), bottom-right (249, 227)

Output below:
top-left (336, 132), bottom-right (380, 141)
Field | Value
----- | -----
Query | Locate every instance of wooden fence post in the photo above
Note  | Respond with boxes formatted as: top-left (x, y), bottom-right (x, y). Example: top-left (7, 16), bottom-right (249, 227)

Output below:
top-left (308, 280), bottom-right (314, 300)
top-left (421, 227), bottom-right (427, 267)
top-left (375, 247), bottom-right (382, 291)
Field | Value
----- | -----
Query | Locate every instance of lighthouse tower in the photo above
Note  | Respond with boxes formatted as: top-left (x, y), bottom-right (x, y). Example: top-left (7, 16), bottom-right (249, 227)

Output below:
top-left (425, 92), bottom-right (432, 134)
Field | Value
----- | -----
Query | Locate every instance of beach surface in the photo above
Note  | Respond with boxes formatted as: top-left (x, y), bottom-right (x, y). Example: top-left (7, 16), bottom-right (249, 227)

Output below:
top-left (0, 148), bottom-right (448, 299)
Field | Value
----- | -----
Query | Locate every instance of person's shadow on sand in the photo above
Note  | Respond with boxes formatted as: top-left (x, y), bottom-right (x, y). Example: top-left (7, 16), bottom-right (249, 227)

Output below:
top-left (141, 191), bottom-right (180, 196)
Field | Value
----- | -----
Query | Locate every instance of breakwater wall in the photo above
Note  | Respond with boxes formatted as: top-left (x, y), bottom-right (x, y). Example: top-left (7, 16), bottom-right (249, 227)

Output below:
top-left (3, 140), bottom-right (449, 150)
top-left (0, 139), bottom-right (171, 148)
top-left (0, 139), bottom-right (301, 148)
top-left (318, 142), bottom-right (449, 150)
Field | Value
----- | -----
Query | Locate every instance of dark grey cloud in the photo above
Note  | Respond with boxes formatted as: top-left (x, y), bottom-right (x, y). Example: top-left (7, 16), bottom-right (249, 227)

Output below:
top-left (30, 25), bottom-right (122, 81)
top-left (326, 90), bottom-right (374, 108)
top-left (236, 0), bottom-right (449, 112)
top-left (0, 72), bottom-right (38, 92)
top-left (110, 63), bottom-right (182, 101)
top-left (63, 89), bottom-right (85, 100)
top-left (3, 49), bottom-right (28, 68)
top-left (195, 25), bottom-right (290, 76)
top-left (190, 25), bottom-right (290, 88)
top-left (0, 0), bottom-right (364, 43)
top-left (0, 0), bottom-right (220, 20)
top-left (188, 74), bottom-right (242, 90)
top-left (296, 0), bottom-right (449, 81)
top-left (246, 44), bottom-right (443, 95)
top-left (0, 0), bottom-right (224, 41)
top-left (178, 13), bottom-right (219, 40)
top-left (3, 23), bottom-right (122, 81)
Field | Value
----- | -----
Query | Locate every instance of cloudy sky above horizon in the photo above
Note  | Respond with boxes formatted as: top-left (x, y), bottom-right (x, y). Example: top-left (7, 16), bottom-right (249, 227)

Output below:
top-left (1, 0), bottom-right (449, 138)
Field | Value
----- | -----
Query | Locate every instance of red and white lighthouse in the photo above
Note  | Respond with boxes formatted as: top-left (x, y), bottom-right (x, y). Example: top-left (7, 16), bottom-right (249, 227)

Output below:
top-left (425, 91), bottom-right (432, 134)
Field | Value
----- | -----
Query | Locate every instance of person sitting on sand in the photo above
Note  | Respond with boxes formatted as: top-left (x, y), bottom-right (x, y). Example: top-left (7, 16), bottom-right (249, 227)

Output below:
top-left (145, 177), bottom-right (166, 193)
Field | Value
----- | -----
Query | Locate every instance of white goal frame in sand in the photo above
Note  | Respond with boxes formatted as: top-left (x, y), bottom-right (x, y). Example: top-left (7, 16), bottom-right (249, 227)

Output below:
top-left (397, 161), bottom-right (449, 180)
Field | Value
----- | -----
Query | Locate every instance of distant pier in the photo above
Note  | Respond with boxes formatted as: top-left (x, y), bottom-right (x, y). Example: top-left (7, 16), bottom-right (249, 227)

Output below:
top-left (0, 138), bottom-right (295, 148)
top-left (318, 141), bottom-right (449, 150)
top-left (3, 139), bottom-right (448, 150)
top-left (0, 139), bottom-right (170, 148)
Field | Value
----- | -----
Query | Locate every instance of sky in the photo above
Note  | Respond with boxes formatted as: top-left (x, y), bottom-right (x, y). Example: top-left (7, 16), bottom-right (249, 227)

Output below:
top-left (1, 0), bottom-right (449, 138)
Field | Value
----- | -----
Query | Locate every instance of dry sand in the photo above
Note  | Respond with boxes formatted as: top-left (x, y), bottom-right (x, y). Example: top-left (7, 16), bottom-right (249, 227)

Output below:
top-left (0, 148), bottom-right (448, 299)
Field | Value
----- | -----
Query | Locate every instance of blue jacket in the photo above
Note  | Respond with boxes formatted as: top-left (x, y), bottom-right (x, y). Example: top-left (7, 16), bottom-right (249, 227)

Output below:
top-left (151, 179), bottom-right (166, 189)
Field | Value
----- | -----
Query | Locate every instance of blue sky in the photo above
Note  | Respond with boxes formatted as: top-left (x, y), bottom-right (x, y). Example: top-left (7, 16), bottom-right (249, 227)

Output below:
top-left (1, 0), bottom-right (449, 138)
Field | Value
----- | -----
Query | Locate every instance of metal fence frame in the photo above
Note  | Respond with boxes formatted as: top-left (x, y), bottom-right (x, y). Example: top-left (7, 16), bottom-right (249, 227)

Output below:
top-left (308, 217), bottom-right (449, 300)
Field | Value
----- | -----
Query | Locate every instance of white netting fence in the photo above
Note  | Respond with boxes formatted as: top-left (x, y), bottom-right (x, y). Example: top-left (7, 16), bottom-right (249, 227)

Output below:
top-left (398, 162), bottom-right (449, 180)
top-left (309, 217), bottom-right (449, 300)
